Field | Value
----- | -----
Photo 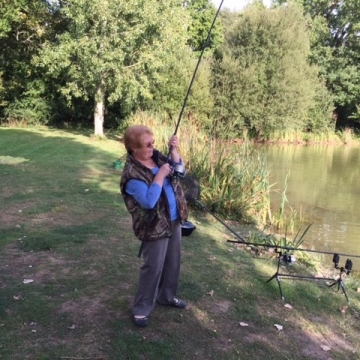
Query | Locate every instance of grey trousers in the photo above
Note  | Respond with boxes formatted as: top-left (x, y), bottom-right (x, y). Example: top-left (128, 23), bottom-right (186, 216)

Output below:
top-left (132, 220), bottom-right (182, 317)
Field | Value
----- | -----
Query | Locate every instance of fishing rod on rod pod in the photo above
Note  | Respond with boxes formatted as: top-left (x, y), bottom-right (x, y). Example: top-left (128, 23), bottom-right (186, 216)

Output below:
top-left (226, 224), bottom-right (358, 303)
top-left (189, 192), bottom-right (360, 260)
top-left (181, 175), bottom-right (360, 302)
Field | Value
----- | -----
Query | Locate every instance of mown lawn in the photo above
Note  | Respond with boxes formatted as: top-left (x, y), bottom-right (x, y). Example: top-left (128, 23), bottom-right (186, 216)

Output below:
top-left (1, 127), bottom-right (360, 360)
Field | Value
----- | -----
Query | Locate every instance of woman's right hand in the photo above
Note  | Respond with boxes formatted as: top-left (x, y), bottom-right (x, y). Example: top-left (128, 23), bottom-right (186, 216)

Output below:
top-left (158, 163), bottom-right (172, 178)
top-left (153, 163), bottom-right (172, 187)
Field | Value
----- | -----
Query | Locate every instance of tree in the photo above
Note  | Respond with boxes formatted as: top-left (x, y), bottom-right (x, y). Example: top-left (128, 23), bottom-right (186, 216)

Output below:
top-left (143, 46), bottom-right (214, 127)
top-left (36, 0), bottom-right (190, 136)
top-left (275, 0), bottom-right (360, 127)
top-left (184, 0), bottom-right (224, 54)
top-left (0, 0), bottom-right (54, 124)
top-left (211, 3), bottom-right (333, 139)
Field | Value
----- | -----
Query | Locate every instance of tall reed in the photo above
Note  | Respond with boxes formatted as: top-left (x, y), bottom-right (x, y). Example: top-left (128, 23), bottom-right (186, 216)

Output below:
top-left (265, 170), bottom-right (305, 233)
top-left (337, 127), bottom-right (355, 145)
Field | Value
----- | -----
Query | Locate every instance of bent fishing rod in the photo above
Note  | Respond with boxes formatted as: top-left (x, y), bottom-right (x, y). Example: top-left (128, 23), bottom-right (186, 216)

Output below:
top-left (168, 0), bottom-right (224, 176)
top-left (165, 0), bottom-right (360, 261)
top-left (173, 0), bottom-right (224, 137)
top-left (138, 2), bottom-right (225, 257)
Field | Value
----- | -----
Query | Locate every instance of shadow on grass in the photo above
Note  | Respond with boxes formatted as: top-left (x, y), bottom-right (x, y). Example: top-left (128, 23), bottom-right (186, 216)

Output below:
top-left (0, 128), bottom-right (359, 360)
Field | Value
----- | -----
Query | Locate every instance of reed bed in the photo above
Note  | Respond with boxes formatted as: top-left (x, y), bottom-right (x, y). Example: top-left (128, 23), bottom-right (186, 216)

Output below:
top-left (270, 128), bottom-right (359, 144)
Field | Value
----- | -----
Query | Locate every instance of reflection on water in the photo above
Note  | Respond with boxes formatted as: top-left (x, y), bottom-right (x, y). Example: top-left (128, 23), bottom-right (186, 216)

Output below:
top-left (257, 144), bottom-right (360, 268)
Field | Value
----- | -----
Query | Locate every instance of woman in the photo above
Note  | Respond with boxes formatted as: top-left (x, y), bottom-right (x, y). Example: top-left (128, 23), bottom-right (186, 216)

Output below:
top-left (120, 125), bottom-right (188, 327)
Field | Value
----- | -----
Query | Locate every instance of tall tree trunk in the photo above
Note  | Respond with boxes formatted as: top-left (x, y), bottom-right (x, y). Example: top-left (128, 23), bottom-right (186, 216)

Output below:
top-left (94, 84), bottom-right (105, 137)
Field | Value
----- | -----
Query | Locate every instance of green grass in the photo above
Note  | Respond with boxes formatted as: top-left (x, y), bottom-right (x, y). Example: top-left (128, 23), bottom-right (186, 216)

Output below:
top-left (0, 127), bottom-right (360, 360)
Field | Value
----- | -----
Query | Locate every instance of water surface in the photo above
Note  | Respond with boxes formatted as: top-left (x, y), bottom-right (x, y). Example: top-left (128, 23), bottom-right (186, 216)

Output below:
top-left (259, 144), bottom-right (360, 269)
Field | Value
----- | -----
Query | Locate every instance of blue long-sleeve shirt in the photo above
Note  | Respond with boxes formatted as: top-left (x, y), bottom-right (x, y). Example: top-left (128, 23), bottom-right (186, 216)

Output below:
top-left (125, 167), bottom-right (179, 221)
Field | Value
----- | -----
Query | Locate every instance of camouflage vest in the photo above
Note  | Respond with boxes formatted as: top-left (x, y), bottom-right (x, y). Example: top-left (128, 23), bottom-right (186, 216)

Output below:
top-left (120, 150), bottom-right (188, 241)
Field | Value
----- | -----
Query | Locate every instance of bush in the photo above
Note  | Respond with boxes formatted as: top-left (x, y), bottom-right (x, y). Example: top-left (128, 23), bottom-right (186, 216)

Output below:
top-left (2, 80), bottom-right (51, 126)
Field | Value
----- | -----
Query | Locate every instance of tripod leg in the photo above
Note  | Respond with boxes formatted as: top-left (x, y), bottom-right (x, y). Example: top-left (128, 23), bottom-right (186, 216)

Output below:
top-left (339, 281), bottom-right (350, 304)
top-left (266, 273), bottom-right (278, 283)
top-left (266, 252), bottom-right (285, 300)
top-left (276, 275), bottom-right (285, 301)
top-left (327, 279), bottom-right (342, 292)
top-left (328, 279), bottom-right (350, 303)
top-left (266, 272), bottom-right (285, 300)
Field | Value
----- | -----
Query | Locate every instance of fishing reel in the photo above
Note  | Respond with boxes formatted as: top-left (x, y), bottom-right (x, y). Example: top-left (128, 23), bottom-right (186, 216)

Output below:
top-left (172, 163), bottom-right (186, 179)
top-left (280, 251), bottom-right (296, 264)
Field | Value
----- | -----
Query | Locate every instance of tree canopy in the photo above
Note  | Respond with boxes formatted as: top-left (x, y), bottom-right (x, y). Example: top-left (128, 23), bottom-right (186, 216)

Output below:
top-left (0, 0), bottom-right (358, 138)
top-left (211, 3), bottom-right (333, 138)
top-left (275, 0), bottom-right (360, 127)
top-left (35, 0), bottom-right (192, 136)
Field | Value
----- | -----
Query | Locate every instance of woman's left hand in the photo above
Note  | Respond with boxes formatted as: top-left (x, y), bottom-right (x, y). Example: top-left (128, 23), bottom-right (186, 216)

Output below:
top-left (168, 135), bottom-right (179, 149)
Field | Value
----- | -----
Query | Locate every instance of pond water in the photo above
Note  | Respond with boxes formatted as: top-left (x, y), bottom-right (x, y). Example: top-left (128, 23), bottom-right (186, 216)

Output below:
top-left (257, 144), bottom-right (360, 269)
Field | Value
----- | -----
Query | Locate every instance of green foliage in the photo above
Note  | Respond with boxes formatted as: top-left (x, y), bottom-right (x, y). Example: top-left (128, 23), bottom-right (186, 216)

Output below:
top-left (0, 71), bottom-right (5, 107)
top-left (0, 0), bottom-right (56, 124)
top-left (336, 127), bottom-right (357, 145)
top-left (267, 169), bottom-right (306, 233)
top-left (249, 224), bottom-right (316, 266)
top-left (263, 224), bottom-right (312, 250)
top-left (191, 142), bottom-right (270, 222)
top-left (269, 128), bottom-right (346, 143)
top-left (184, 0), bottom-right (224, 54)
top-left (292, 0), bottom-right (360, 127)
top-left (212, 3), bottom-right (333, 139)
top-left (35, 0), bottom-right (191, 135)
top-left (143, 48), bottom-right (214, 126)
top-left (3, 80), bottom-right (51, 125)
top-left (2, 0), bottom-right (359, 138)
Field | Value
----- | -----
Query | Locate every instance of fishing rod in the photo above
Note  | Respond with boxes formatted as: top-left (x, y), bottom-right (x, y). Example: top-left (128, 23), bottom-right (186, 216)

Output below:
top-left (169, 0), bottom-right (224, 177)
top-left (138, 1), bottom-right (225, 257)
top-left (173, 0), bottom-right (225, 137)
top-left (227, 238), bottom-right (360, 259)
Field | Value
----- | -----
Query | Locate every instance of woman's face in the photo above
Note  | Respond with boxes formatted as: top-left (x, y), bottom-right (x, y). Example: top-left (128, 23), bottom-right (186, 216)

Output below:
top-left (133, 133), bottom-right (154, 161)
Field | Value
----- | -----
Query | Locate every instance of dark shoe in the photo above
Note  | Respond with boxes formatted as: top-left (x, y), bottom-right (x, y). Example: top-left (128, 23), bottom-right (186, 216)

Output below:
top-left (133, 315), bottom-right (148, 327)
top-left (170, 298), bottom-right (187, 309)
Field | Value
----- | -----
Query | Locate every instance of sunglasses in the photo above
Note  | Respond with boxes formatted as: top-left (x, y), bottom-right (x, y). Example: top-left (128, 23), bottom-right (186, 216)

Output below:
top-left (143, 140), bottom-right (155, 149)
